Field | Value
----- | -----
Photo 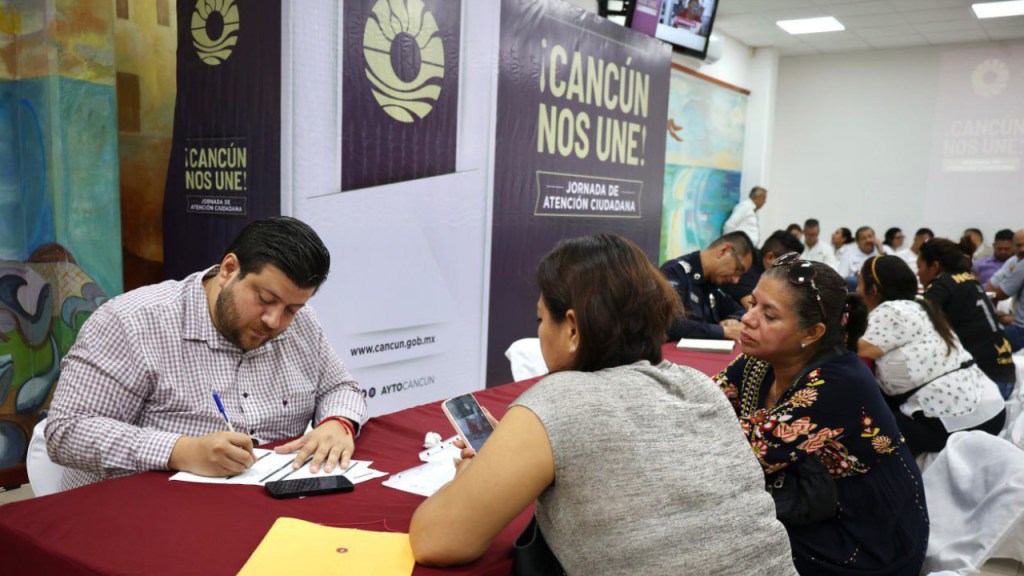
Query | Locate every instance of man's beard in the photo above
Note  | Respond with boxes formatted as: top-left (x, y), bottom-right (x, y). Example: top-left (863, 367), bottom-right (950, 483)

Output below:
top-left (214, 281), bottom-right (270, 351)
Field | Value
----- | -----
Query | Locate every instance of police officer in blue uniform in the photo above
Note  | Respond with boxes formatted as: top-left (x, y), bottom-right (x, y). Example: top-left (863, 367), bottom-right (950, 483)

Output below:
top-left (660, 232), bottom-right (754, 341)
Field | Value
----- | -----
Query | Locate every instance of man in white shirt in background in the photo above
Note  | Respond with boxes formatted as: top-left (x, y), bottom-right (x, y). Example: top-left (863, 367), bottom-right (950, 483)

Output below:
top-left (800, 218), bottom-right (838, 272)
top-left (722, 186), bottom-right (766, 248)
top-left (838, 226), bottom-right (882, 290)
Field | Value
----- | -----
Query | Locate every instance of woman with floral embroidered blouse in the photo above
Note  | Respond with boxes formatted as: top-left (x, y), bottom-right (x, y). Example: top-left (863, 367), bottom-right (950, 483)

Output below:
top-left (715, 253), bottom-right (928, 576)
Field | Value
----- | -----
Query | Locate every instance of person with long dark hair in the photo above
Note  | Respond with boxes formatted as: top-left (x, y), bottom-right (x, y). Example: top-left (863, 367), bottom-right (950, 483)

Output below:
top-left (857, 255), bottom-right (1006, 455)
top-left (715, 253), bottom-right (928, 576)
top-left (917, 238), bottom-right (1017, 399)
top-left (411, 234), bottom-right (796, 575)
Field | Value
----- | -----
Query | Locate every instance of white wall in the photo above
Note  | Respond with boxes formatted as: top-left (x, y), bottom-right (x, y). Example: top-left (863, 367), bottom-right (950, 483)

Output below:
top-left (673, 34), bottom-right (780, 209)
top-left (766, 41), bottom-right (1024, 245)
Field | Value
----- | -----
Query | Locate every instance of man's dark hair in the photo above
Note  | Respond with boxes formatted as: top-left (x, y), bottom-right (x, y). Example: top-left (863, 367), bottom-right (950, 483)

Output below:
top-left (995, 229), bottom-right (1014, 242)
top-left (965, 227), bottom-right (983, 240)
top-left (710, 231), bottom-right (755, 258)
top-left (915, 228), bottom-right (934, 239)
top-left (883, 227), bottom-right (902, 247)
top-left (222, 216), bottom-right (331, 290)
top-left (804, 218), bottom-right (820, 229)
top-left (855, 226), bottom-right (874, 241)
top-left (749, 186), bottom-right (767, 199)
top-left (763, 230), bottom-right (804, 258)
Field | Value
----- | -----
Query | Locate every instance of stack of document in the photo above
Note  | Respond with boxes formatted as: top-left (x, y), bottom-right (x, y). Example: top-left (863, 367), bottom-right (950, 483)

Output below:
top-left (169, 448), bottom-right (388, 486)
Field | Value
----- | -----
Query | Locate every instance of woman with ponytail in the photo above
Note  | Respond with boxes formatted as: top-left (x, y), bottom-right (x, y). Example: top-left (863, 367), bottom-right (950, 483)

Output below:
top-left (715, 253), bottom-right (927, 576)
top-left (918, 238), bottom-right (1016, 399)
top-left (857, 255), bottom-right (1006, 456)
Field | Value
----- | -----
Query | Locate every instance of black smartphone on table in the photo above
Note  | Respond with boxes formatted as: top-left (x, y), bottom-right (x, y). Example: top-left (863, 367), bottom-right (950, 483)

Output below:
top-left (265, 475), bottom-right (355, 499)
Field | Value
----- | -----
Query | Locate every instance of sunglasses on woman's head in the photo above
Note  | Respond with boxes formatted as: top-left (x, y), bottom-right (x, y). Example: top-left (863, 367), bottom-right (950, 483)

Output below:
top-left (772, 252), bottom-right (827, 324)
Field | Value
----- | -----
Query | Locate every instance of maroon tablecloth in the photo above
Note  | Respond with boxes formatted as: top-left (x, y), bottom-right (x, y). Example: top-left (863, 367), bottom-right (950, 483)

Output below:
top-left (0, 344), bottom-right (736, 575)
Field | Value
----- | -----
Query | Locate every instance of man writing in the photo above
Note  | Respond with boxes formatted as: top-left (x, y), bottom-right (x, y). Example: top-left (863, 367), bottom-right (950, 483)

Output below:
top-left (660, 232), bottom-right (753, 341)
top-left (723, 186), bottom-right (767, 247)
top-left (47, 217), bottom-right (367, 490)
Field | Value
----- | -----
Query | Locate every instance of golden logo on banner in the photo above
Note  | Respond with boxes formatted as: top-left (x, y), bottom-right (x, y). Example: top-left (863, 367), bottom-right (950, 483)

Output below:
top-left (363, 0), bottom-right (445, 123)
top-left (192, 0), bottom-right (240, 66)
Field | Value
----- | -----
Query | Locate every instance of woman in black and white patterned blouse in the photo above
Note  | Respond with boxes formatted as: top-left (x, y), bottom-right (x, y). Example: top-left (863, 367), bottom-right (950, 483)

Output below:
top-left (857, 255), bottom-right (1006, 456)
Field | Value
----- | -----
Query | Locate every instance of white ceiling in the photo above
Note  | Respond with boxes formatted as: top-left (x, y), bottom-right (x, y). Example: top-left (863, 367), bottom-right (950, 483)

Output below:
top-left (712, 0), bottom-right (1024, 55)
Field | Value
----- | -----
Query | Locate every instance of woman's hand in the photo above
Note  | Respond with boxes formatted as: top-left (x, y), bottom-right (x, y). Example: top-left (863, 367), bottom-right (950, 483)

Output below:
top-left (410, 407), bottom-right (554, 566)
top-left (452, 407), bottom-right (500, 473)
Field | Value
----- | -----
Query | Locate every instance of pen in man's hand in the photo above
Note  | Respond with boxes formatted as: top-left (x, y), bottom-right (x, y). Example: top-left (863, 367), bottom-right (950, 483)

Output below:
top-left (212, 391), bottom-right (235, 433)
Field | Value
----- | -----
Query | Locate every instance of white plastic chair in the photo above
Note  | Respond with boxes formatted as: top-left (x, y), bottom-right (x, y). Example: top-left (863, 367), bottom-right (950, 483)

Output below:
top-left (504, 338), bottom-right (548, 382)
top-left (26, 419), bottom-right (67, 497)
top-left (1000, 357), bottom-right (1024, 449)
top-left (921, 431), bottom-right (1024, 574)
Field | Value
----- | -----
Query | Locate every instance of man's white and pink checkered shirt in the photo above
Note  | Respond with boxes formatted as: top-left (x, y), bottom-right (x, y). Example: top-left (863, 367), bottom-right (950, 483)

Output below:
top-left (46, 267), bottom-right (367, 490)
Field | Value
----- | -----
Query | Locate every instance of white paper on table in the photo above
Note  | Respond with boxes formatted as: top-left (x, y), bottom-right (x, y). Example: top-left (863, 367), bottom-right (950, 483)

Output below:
top-left (169, 448), bottom-right (381, 486)
top-left (419, 436), bottom-right (461, 463)
top-left (676, 338), bottom-right (736, 353)
top-left (381, 459), bottom-right (456, 497)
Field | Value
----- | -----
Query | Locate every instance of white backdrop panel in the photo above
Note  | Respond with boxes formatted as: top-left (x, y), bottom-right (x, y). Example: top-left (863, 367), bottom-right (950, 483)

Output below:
top-left (282, 0), bottom-right (499, 416)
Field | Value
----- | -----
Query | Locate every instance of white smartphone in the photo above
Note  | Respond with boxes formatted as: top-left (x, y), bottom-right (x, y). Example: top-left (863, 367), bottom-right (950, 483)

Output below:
top-left (441, 393), bottom-right (495, 454)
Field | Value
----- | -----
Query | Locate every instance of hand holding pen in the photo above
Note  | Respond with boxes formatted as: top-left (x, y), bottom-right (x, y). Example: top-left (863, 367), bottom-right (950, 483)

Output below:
top-left (165, 392), bottom-right (256, 477)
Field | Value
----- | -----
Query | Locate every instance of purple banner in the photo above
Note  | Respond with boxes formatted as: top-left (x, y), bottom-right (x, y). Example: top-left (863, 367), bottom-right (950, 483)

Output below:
top-left (341, 0), bottom-right (461, 192)
top-left (163, 0), bottom-right (281, 280)
top-left (630, 0), bottom-right (662, 35)
top-left (486, 0), bottom-right (672, 386)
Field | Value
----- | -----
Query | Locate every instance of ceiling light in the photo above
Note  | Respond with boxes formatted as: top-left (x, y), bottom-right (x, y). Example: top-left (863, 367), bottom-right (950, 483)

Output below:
top-left (776, 17), bottom-right (845, 35)
top-left (972, 1), bottom-right (1024, 19)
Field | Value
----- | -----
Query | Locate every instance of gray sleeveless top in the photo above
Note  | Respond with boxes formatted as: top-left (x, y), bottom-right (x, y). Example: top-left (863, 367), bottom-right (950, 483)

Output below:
top-left (512, 360), bottom-right (797, 576)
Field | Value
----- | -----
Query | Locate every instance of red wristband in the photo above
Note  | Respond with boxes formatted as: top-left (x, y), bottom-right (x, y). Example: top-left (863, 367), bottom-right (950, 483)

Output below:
top-left (319, 416), bottom-right (356, 437)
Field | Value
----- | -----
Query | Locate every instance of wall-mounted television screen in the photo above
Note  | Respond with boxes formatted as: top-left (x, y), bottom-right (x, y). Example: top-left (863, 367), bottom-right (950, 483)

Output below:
top-left (626, 0), bottom-right (719, 60)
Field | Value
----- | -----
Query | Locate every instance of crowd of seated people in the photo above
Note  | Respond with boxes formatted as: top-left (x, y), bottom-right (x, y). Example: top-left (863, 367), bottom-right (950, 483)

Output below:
top-left (644, 220), bottom-right (1019, 575)
top-left (412, 215), bottom-right (1022, 574)
top-left (44, 213), bottom-right (1018, 576)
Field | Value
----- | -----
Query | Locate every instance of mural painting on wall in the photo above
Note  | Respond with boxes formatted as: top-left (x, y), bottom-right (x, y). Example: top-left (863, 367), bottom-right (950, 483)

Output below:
top-left (114, 0), bottom-right (178, 290)
top-left (659, 64), bottom-right (748, 264)
top-left (0, 250), bottom-right (108, 484)
top-left (0, 0), bottom-right (122, 485)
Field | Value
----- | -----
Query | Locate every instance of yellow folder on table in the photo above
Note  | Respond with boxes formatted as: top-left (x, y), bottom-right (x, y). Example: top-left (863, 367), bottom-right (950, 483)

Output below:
top-left (237, 517), bottom-right (415, 576)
